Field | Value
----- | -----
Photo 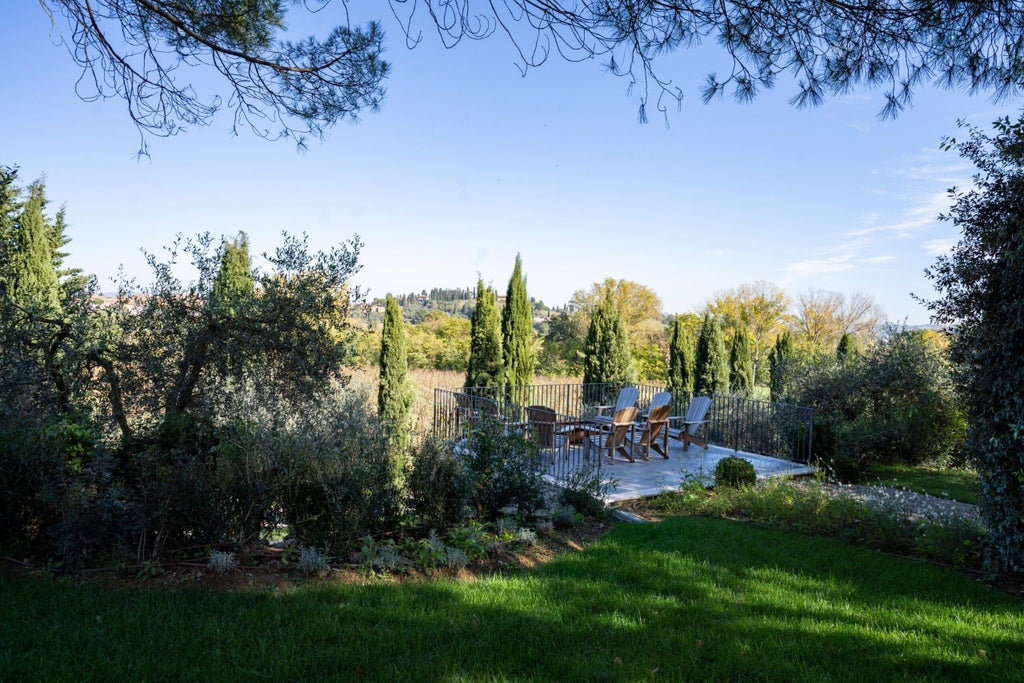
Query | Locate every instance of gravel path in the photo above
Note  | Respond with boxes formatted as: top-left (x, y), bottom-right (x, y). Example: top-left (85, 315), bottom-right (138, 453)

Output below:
top-left (811, 482), bottom-right (984, 527)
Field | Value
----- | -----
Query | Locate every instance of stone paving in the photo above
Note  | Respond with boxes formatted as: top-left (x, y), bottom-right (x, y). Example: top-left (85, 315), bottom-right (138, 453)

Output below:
top-left (590, 439), bottom-right (815, 503)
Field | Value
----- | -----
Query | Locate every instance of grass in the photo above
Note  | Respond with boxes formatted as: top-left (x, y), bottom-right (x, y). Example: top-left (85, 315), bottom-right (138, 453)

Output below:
top-left (631, 478), bottom-right (987, 569)
top-left (3, 517), bottom-right (1021, 681)
top-left (865, 464), bottom-right (979, 505)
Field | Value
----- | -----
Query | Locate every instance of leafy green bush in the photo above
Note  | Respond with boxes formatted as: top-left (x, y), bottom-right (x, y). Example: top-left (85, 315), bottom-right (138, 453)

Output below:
top-left (0, 415), bottom-right (68, 554)
top-left (557, 464), bottom-right (609, 518)
top-left (406, 438), bottom-right (472, 529)
top-left (781, 329), bottom-right (966, 469)
top-left (279, 390), bottom-right (401, 549)
top-left (461, 418), bottom-right (545, 521)
top-left (714, 456), bottom-right (757, 488)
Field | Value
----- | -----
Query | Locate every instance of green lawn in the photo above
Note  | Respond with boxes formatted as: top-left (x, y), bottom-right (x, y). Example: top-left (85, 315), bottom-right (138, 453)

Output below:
top-left (3, 517), bottom-right (1021, 681)
top-left (865, 464), bottom-right (979, 505)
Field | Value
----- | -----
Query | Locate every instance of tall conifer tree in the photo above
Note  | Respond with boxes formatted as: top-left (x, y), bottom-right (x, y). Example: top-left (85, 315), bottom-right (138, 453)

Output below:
top-left (768, 330), bottom-right (796, 401)
top-left (501, 254), bottom-right (535, 387)
top-left (211, 232), bottom-right (255, 318)
top-left (836, 332), bottom-right (860, 364)
top-left (5, 183), bottom-right (59, 312)
top-left (694, 313), bottom-right (728, 394)
top-left (466, 279), bottom-right (504, 388)
top-left (379, 294), bottom-right (412, 461)
top-left (583, 293), bottom-right (635, 395)
top-left (667, 315), bottom-right (694, 395)
top-left (729, 328), bottom-right (754, 394)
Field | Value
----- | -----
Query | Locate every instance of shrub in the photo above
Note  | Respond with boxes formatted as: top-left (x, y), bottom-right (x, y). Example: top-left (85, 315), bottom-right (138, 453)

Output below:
top-left (461, 418), bottom-right (545, 521)
top-left (557, 463), bottom-right (610, 518)
top-left (406, 438), bottom-right (472, 529)
top-left (781, 329), bottom-right (967, 469)
top-left (714, 456), bottom-right (757, 488)
top-left (0, 415), bottom-right (67, 554)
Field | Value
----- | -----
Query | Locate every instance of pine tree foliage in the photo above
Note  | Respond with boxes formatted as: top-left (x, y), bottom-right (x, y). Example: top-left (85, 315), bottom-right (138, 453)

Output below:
top-left (583, 293), bottom-right (635, 388)
top-left (501, 254), bottom-right (535, 387)
top-left (729, 327), bottom-right (754, 394)
top-left (694, 313), bottom-right (728, 394)
top-left (378, 294), bottom-right (412, 457)
top-left (667, 314), bottom-right (694, 395)
top-left (924, 113), bottom-right (1024, 574)
top-left (466, 279), bottom-right (504, 388)
top-left (42, 2), bottom-right (1024, 144)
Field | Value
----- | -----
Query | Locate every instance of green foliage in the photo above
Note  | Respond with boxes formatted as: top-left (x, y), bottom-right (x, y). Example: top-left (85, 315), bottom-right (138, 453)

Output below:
top-left (667, 314), bottom-right (695, 394)
top-left (728, 327), bottom-right (754, 394)
top-left (461, 418), bottom-right (545, 521)
top-left (714, 455), bottom-right (757, 488)
top-left (836, 332), bottom-right (861, 364)
top-left (694, 313), bottom-right (728, 394)
top-left (501, 254), bottom-right (535, 386)
top-left (3, 183), bottom-right (60, 312)
top-left (582, 291), bottom-right (635, 387)
top-left (210, 232), bottom-right (254, 319)
top-left (405, 311), bottom-right (471, 371)
top-left (378, 294), bottom-right (412, 460)
top-left (406, 439), bottom-right (472, 530)
top-left (556, 464), bottom-right (611, 518)
top-left (781, 329), bottom-right (967, 478)
top-left (465, 279), bottom-right (504, 388)
top-left (277, 389), bottom-right (402, 549)
top-left (768, 330), bottom-right (796, 401)
top-left (537, 311), bottom-right (585, 377)
top-left (926, 113), bottom-right (1024, 574)
top-left (50, 0), bottom-right (388, 146)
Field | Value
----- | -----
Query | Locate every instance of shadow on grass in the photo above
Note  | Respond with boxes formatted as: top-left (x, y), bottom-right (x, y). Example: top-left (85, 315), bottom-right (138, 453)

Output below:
top-left (2, 518), bottom-right (1020, 681)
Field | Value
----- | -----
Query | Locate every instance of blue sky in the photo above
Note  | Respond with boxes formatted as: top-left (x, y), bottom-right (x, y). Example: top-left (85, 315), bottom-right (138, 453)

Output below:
top-left (1, 3), bottom-right (1014, 324)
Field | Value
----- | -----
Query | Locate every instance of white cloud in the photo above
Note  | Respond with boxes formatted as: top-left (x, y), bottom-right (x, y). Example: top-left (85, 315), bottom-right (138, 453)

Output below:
top-left (787, 255), bottom-right (858, 276)
top-left (923, 238), bottom-right (955, 256)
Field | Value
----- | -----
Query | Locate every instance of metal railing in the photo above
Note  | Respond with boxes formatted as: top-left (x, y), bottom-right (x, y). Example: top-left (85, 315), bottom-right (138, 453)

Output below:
top-left (432, 388), bottom-right (605, 481)
top-left (433, 383), bottom-right (815, 472)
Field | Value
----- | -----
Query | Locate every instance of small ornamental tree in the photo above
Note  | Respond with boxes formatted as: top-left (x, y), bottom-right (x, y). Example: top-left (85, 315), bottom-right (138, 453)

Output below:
top-left (583, 293), bottom-right (635, 401)
top-left (769, 330), bottom-right (796, 401)
top-left (694, 313), bottom-right (728, 394)
top-left (502, 254), bottom-right (535, 387)
top-left (211, 232), bottom-right (255, 319)
top-left (729, 327), bottom-right (754, 395)
top-left (667, 315), bottom-right (694, 395)
top-left (924, 114), bottom-right (1024, 574)
top-left (378, 294), bottom-right (412, 461)
top-left (466, 279), bottom-right (504, 389)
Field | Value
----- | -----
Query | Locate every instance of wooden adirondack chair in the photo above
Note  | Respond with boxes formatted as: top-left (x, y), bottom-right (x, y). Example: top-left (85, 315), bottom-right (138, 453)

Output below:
top-left (584, 406), bottom-right (639, 464)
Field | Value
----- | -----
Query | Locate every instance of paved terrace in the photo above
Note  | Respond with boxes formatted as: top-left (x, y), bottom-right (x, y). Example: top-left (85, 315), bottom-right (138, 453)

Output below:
top-left (546, 439), bottom-right (815, 504)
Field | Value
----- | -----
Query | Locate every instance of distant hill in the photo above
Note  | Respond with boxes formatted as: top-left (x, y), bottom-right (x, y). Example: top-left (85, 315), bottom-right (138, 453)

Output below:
top-left (356, 287), bottom-right (563, 326)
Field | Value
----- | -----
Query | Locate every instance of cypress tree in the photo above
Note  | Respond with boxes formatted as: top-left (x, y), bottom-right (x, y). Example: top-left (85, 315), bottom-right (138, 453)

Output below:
top-left (466, 279), bottom-right (504, 388)
top-left (694, 313), bottom-right (728, 394)
top-left (667, 315), bottom-right (694, 395)
top-left (768, 330), bottom-right (796, 401)
top-left (5, 183), bottom-right (59, 312)
top-left (583, 293), bottom-right (635, 396)
top-left (501, 253), bottom-right (535, 387)
top-left (379, 294), bottom-right (412, 461)
top-left (729, 327), bottom-right (754, 394)
top-left (836, 332), bottom-right (860, 364)
top-left (211, 232), bottom-right (255, 318)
